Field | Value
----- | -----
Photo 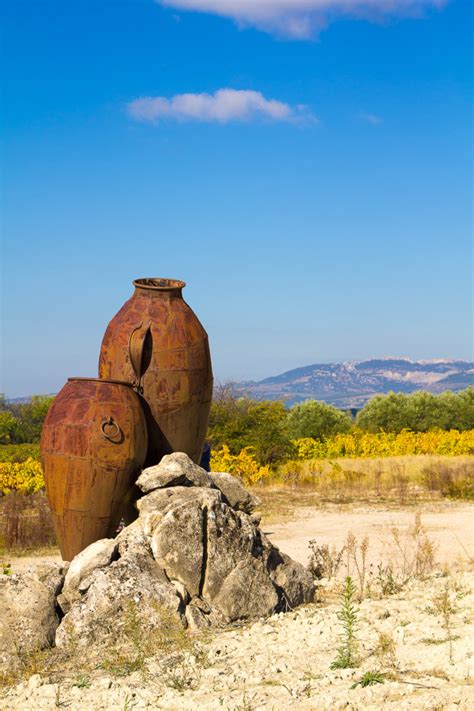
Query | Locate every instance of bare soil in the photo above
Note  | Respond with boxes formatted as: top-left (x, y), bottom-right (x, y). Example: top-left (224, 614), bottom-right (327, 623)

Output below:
top-left (262, 499), bottom-right (474, 569)
top-left (1, 498), bottom-right (473, 710)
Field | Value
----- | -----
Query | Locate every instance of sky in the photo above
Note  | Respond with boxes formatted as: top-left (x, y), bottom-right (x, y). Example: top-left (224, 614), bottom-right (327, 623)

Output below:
top-left (1, 0), bottom-right (472, 398)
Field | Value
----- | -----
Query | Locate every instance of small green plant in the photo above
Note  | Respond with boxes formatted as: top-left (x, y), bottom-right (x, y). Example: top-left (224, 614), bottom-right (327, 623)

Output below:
top-left (374, 631), bottom-right (397, 670)
top-left (330, 576), bottom-right (360, 669)
top-left (2, 562), bottom-right (12, 576)
top-left (72, 674), bottom-right (91, 688)
top-left (351, 670), bottom-right (386, 688)
top-left (123, 694), bottom-right (137, 711)
top-left (308, 539), bottom-right (345, 579)
top-left (375, 563), bottom-right (402, 596)
top-left (433, 581), bottom-right (457, 663)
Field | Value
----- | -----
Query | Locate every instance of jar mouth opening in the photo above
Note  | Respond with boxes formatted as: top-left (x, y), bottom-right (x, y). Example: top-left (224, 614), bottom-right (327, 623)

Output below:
top-left (133, 277), bottom-right (186, 291)
top-left (68, 377), bottom-right (134, 388)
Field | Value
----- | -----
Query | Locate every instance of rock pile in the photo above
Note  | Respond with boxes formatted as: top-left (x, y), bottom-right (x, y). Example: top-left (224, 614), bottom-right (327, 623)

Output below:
top-left (1, 454), bottom-right (314, 662)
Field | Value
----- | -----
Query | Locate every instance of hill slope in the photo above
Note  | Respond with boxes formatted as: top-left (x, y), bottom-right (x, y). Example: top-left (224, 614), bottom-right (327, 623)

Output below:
top-left (235, 358), bottom-right (474, 407)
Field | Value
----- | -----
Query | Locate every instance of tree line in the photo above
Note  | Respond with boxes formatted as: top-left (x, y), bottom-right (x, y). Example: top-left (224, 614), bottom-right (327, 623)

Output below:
top-left (0, 395), bottom-right (54, 445)
top-left (0, 388), bottom-right (472, 465)
top-left (208, 386), bottom-right (474, 464)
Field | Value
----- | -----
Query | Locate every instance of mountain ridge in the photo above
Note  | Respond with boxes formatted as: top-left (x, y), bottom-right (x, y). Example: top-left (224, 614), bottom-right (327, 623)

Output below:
top-left (234, 358), bottom-right (473, 408)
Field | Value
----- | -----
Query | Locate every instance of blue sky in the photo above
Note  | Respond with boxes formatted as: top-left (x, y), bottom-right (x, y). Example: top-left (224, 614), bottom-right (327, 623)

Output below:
top-left (2, 0), bottom-right (472, 397)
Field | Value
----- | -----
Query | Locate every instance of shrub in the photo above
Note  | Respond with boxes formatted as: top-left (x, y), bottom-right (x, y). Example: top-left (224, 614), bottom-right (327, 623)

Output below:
top-left (287, 400), bottom-right (352, 440)
top-left (356, 388), bottom-right (474, 434)
top-left (210, 445), bottom-right (270, 486)
top-left (208, 387), bottom-right (293, 465)
top-left (0, 443), bottom-right (41, 462)
top-left (0, 458), bottom-right (45, 495)
top-left (0, 412), bottom-right (17, 444)
top-left (291, 429), bottom-right (474, 459)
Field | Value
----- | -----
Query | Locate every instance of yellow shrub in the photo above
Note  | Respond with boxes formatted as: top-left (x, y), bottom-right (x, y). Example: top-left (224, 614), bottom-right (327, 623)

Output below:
top-left (292, 429), bottom-right (474, 460)
top-left (211, 445), bottom-right (270, 486)
top-left (0, 458), bottom-right (45, 495)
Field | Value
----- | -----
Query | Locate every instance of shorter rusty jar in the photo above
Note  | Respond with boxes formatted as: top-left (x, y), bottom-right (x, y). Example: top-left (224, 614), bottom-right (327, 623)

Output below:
top-left (40, 378), bottom-right (147, 560)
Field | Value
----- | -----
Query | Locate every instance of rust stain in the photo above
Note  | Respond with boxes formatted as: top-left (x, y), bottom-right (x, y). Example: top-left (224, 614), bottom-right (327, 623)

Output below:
top-left (99, 278), bottom-right (213, 466)
top-left (41, 378), bottom-right (147, 560)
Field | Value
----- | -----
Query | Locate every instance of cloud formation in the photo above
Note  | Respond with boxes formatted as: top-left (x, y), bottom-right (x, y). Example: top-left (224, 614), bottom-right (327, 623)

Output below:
top-left (158, 0), bottom-right (448, 38)
top-left (359, 111), bottom-right (382, 125)
top-left (127, 88), bottom-right (314, 124)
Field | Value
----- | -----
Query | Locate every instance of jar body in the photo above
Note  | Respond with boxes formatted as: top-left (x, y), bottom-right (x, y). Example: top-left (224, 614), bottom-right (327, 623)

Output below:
top-left (98, 280), bottom-right (213, 466)
top-left (40, 378), bottom-right (147, 560)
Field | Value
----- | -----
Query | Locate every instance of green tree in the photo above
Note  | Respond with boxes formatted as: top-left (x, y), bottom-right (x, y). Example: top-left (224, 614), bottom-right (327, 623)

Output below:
top-left (286, 399), bottom-right (352, 440)
top-left (0, 411), bottom-right (17, 444)
top-left (9, 395), bottom-right (55, 443)
top-left (356, 388), bottom-right (474, 433)
top-left (208, 386), bottom-right (293, 465)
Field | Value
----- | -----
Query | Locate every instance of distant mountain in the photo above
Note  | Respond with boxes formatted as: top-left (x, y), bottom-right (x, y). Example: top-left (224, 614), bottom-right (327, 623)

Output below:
top-left (234, 358), bottom-right (474, 408)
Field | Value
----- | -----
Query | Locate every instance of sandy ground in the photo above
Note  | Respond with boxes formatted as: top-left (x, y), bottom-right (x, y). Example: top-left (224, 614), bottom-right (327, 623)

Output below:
top-left (2, 500), bottom-right (473, 710)
top-left (6, 501), bottom-right (473, 576)
top-left (264, 501), bottom-right (474, 569)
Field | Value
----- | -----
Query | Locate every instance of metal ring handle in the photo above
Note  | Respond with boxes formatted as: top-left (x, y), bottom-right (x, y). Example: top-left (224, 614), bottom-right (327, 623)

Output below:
top-left (100, 416), bottom-right (122, 443)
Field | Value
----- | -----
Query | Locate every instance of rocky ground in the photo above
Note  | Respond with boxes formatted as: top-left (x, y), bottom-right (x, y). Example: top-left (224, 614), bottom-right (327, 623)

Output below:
top-left (1, 458), bottom-right (473, 711)
top-left (1, 569), bottom-right (472, 710)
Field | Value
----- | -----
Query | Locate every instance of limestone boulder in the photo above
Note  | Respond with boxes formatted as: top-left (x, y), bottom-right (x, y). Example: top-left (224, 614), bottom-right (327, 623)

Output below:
top-left (55, 531), bottom-right (181, 649)
top-left (0, 573), bottom-right (60, 669)
top-left (150, 500), bottom-right (205, 597)
top-left (137, 485), bottom-right (221, 518)
top-left (51, 454), bottom-right (315, 646)
top-left (209, 471), bottom-right (261, 513)
top-left (137, 452), bottom-right (212, 492)
top-left (58, 538), bottom-right (118, 613)
top-left (268, 549), bottom-right (315, 609)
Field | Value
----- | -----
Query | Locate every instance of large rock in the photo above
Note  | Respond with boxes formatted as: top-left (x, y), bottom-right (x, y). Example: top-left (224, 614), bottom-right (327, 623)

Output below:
top-left (268, 550), bottom-right (315, 609)
top-left (0, 569), bottom-right (63, 669)
top-left (58, 538), bottom-right (118, 613)
top-left (55, 527), bottom-right (181, 649)
top-left (151, 500), bottom-right (205, 597)
top-left (137, 485), bottom-right (221, 517)
top-left (137, 452), bottom-right (212, 492)
top-left (52, 454), bottom-right (315, 647)
top-left (209, 471), bottom-right (261, 513)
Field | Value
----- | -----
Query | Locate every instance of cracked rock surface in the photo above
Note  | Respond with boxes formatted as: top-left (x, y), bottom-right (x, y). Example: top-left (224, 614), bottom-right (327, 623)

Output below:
top-left (52, 453), bottom-right (314, 648)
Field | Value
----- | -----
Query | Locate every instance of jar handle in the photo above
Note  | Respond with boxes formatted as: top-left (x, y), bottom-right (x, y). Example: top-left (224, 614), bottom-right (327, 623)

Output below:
top-left (128, 322), bottom-right (151, 392)
top-left (100, 416), bottom-right (122, 443)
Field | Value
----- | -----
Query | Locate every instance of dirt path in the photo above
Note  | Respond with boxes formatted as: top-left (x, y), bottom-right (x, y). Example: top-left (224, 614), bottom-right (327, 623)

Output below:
top-left (264, 501), bottom-right (474, 569)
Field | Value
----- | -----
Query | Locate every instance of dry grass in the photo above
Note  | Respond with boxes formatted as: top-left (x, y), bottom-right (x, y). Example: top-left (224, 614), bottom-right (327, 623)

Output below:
top-left (308, 513), bottom-right (439, 603)
top-left (0, 600), bottom-right (209, 691)
top-left (0, 491), bottom-right (57, 555)
top-left (255, 455), bottom-right (473, 509)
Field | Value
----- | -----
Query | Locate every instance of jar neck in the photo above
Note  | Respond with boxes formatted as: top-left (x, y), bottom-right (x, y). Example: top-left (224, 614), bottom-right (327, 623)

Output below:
top-left (133, 286), bottom-right (183, 301)
top-left (132, 277), bottom-right (185, 300)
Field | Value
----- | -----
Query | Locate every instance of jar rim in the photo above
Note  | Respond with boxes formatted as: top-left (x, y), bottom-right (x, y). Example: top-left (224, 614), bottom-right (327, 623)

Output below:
top-left (67, 377), bottom-right (135, 388)
top-left (133, 277), bottom-right (186, 291)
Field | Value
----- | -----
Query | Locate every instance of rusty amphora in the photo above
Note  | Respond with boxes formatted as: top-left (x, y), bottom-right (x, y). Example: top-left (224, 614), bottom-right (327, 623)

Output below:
top-left (40, 378), bottom-right (147, 560)
top-left (98, 278), bottom-right (213, 466)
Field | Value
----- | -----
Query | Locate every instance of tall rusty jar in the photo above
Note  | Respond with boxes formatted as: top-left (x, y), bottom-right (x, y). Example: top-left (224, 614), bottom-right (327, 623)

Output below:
top-left (98, 278), bottom-right (213, 466)
top-left (40, 378), bottom-right (147, 561)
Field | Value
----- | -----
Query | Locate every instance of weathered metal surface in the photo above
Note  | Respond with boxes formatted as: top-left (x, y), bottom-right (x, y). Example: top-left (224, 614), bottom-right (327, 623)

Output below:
top-left (40, 378), bottom-right (147, 560)
top-left (98, 278), bottom-right (213, 466)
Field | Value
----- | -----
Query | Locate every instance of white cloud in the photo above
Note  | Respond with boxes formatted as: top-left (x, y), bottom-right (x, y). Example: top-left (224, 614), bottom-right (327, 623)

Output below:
top-left (127, 88), bottom-right (315, 124)
top-left (158, 0), bottom-right (448, 38)
top-left (359, 111), bottom-right (382, 125)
